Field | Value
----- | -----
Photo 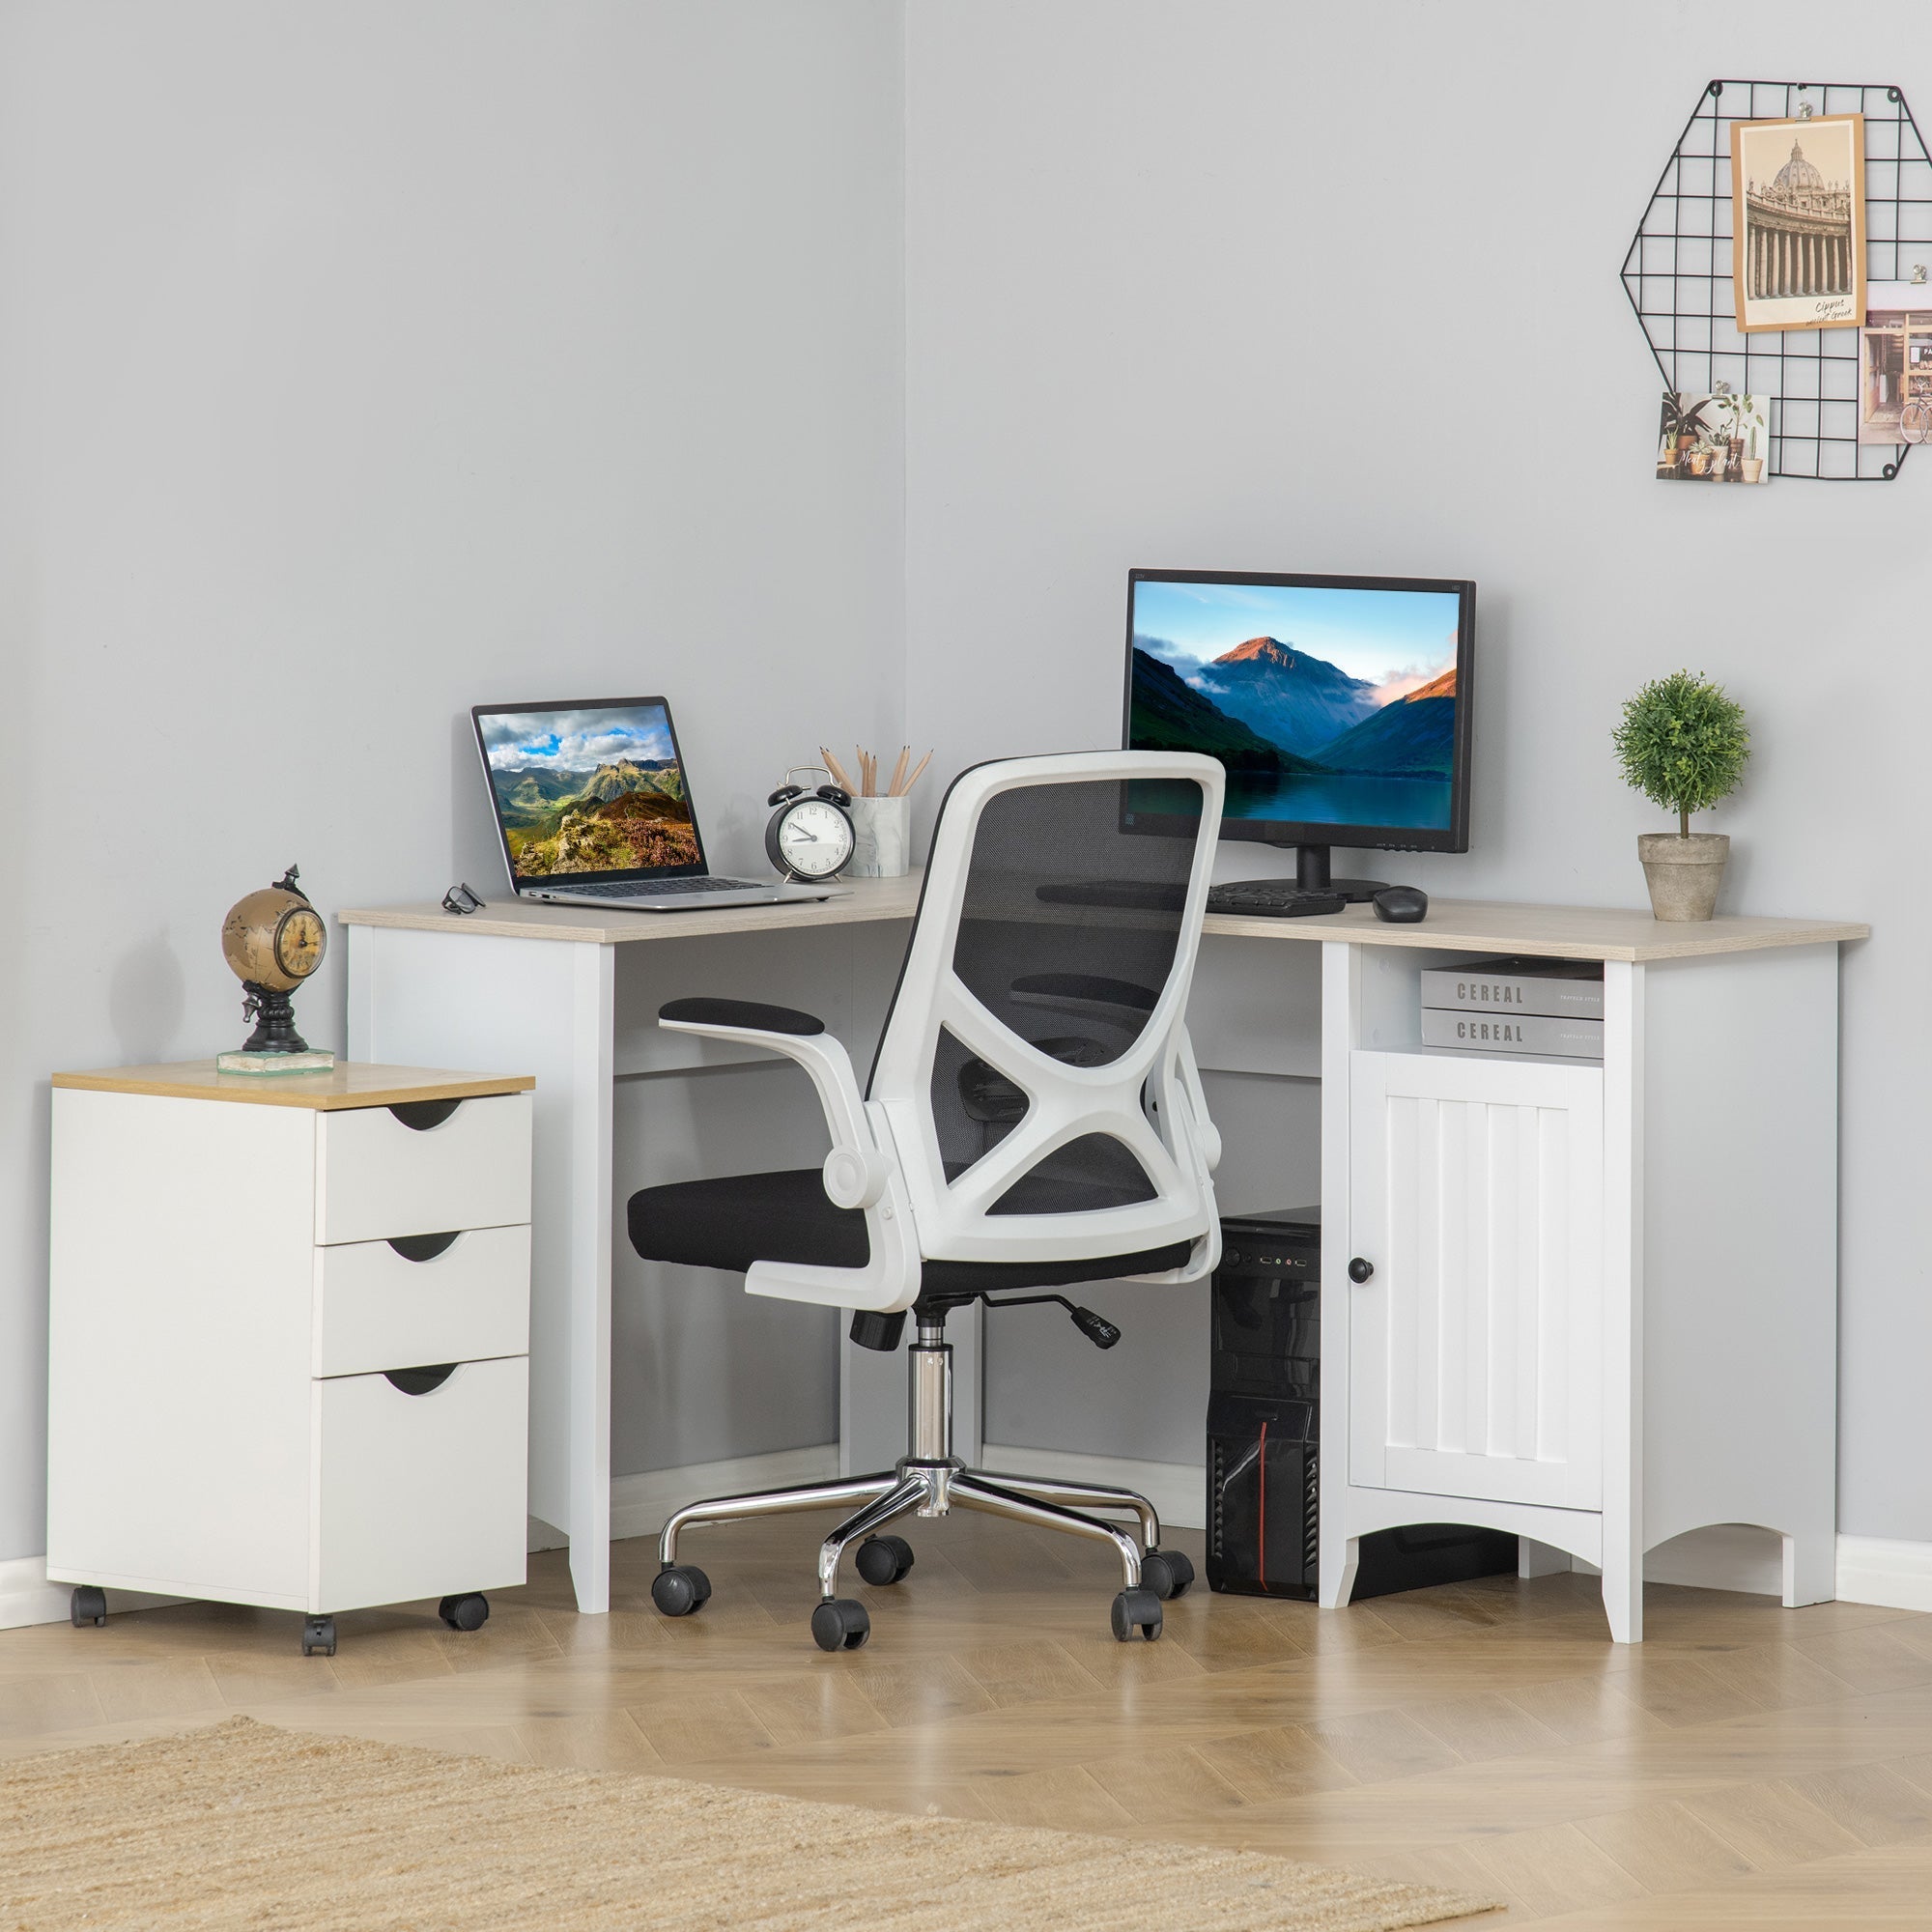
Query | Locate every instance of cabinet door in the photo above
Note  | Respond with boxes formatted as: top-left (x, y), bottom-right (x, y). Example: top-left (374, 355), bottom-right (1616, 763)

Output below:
top-left (1349, 1050), bottom-right (1604, 1510)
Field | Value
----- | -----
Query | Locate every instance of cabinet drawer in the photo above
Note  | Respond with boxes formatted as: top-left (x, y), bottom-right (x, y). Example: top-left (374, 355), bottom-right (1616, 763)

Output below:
top-left (313, 1356), bottom-right (527, 1613)
top-left (314, 1094), bottom-right (531, 1245)
top-left (314, 1226), bottom-right (529, 1378)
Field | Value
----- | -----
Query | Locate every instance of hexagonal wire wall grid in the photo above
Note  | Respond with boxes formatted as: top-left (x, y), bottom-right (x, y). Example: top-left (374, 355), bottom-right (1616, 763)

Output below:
top-left (1622, 79), bottom-right (1932, 480)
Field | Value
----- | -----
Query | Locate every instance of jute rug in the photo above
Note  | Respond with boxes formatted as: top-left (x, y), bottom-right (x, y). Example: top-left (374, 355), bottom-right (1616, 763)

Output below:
top-left (0, 1718), bottom-right (1492, 1930)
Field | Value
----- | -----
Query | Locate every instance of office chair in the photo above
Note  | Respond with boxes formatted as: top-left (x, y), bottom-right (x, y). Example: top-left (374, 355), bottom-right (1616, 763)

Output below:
top-left (627, 751), bottom-right (1225, 1650)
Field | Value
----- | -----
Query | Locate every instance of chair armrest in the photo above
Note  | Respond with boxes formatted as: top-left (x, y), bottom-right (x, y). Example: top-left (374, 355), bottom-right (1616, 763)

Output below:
top-left (659, 997), bottom-right (825, 1036)
top-left (657, 1002), bottom-right (923, 1315)
top-left (657, 1004), bottom-right (885, 1209)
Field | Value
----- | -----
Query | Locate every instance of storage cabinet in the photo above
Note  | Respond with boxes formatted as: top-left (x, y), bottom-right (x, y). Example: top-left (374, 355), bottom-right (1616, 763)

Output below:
top-left (47, 1062), bottom-right (535, 1655)
top-left (1320, 936), bottom-right (1845, 1643)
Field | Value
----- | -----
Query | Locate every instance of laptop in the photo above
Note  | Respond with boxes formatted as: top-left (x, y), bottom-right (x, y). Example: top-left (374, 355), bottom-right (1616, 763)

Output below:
top-left (471, 696), bottom-right (842, 911)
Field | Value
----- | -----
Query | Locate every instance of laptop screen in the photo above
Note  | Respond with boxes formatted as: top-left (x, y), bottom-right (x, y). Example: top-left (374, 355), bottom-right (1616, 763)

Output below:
top-left (473, 698), bottom-right (706, 885)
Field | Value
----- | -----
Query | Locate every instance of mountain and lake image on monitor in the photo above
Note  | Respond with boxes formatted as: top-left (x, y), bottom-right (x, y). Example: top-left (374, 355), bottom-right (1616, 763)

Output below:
top-left (478, 702), bottom-right (699, 876)
top-left (1127, 578), bottom-right (1463, 829)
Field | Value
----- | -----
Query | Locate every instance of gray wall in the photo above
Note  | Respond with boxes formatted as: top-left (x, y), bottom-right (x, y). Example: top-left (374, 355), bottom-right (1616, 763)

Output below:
top-left (6, 0), bottom-right (1927, 1568)
top-left (905, 2), bottom-right (1926, 1540)
top-left (0, 1), bottom-right (904, 1562)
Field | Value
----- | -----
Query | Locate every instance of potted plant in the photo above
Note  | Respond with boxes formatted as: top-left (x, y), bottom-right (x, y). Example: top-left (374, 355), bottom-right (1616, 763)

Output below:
top-left (1612, 669), bottom-right (1750, 921)
top-left (1742, 415), bottom-right (1764, 484)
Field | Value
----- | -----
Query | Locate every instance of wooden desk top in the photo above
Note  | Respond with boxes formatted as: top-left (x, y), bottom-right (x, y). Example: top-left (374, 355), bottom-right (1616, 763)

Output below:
top-left (338, 872), bottom-right (923, 945)
top-left (51, 1062), bottom-right (535, 1110)
top-left (337, 872), bottom-right (1866, 964)
top-left (1201, 897), bottom-right (1870, 963)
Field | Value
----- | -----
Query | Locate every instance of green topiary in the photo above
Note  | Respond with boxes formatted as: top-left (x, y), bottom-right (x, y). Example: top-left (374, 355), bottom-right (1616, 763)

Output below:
top-left (1612, 669), bottom-right (1749, 838)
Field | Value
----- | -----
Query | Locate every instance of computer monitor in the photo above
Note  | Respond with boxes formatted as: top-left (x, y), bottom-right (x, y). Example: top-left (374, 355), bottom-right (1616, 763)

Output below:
top-left (1122, 569), bottom-right (1475, 898)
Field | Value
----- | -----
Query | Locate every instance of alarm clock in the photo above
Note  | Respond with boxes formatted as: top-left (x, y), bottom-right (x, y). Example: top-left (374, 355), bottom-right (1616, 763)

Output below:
top-left (765, 768), bottom-right (855, 883)
top-left (217, 865), bottom-right (335, 1071)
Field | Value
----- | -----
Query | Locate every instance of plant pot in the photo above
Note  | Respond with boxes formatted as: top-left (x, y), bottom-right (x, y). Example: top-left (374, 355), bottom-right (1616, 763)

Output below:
top-left (1742, 456), bottom-right (1764, 483)
top-left (1637, 832), bottom-right (1729, 922)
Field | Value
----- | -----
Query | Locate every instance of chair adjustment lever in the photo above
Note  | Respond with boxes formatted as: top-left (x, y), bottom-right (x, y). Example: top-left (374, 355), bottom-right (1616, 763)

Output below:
top-left (973, 1290), bottom-right (1122, 1350)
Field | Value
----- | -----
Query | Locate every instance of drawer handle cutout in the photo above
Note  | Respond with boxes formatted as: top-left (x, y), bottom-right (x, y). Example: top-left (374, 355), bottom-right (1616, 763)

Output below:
top-left (386, 1231), bottom-right (461, 1264)
top-left (389, 1098), bottom-right (462, 1132)
top-left (384, 1364), bottom-right (458, 1396)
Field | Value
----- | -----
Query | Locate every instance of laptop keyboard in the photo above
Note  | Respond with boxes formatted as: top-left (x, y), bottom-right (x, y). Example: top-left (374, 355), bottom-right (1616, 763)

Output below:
top-left (561, 877), bottom-right (765, 898)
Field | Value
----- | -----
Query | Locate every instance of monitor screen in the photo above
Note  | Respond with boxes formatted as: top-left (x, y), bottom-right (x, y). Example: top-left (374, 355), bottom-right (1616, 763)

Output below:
top-left (1122, 570), bottom-right (1474, 852)
top-left (473, 698), bottom-right (704, 881)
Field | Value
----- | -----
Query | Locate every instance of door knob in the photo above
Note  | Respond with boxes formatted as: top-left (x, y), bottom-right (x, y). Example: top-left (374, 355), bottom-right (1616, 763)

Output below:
top-left (1348, 1257), bottom-right (1375, 1284)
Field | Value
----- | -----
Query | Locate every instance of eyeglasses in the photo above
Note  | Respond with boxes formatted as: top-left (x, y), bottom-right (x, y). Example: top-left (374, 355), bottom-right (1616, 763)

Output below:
top-left (441, 882), bottom-right (486, 916)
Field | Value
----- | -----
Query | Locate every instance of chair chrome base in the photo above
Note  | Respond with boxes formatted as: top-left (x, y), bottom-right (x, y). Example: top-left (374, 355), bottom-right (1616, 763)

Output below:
top-left (654, 1321), bottom-right (1186, 1636)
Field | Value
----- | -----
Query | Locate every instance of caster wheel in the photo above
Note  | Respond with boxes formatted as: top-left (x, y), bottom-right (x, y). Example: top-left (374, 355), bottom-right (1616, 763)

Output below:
top-left (1110, 1587), bottom-right (1163, 1642)
top-left (810, 1598), bottom-right (871, 1652)
top-left (438, 1593), bottom-right (490, 1632)
top-left (301, 1616), bottom-right (336, 1658)
top-left (855, 1534), bottom-right (915, 1586)
top-left (650, 1565), bottom-right (712, 1617)
top-left (1141, 1548), bottom-right (1195, 1601)
top-left (70, 1586), bottom-right (106, 1629)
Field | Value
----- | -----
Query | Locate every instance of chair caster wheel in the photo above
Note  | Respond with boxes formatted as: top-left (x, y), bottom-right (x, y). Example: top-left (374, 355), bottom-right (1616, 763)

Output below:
top-left (438, 1593), bottom-right (490, 1632)
top-left (855, 1534), bottom-right (915, 1586)
top-left (1111, 1587), bottom-right (1163, 1642)
top-left (70, 1586), bottom-right (106, 1629)
top-left (1141, 1548), bottom-right (1195, 1600)
top-left (301, 1616), bottom-right (336, 1658)
top-left (651, 1566), bottom-right (711, 1617)
top-left (810, 1598), bottom-right (871, 1652)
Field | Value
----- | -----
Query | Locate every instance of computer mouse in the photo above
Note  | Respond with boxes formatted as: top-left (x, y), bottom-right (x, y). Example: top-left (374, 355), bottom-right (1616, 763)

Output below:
top-left (1372, 886), bottom-right (1429, 923)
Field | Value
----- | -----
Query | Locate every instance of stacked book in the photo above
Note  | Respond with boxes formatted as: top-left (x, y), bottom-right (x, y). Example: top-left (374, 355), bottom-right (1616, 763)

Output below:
top-left (1418, 955), bottom-right (1605, 1060)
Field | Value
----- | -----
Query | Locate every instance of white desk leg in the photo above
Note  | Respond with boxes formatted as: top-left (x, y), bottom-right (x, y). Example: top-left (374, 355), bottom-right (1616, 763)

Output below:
top-left (1601, 960), bottom-right (1644, 1644)
top-left (1318, 941), bottom-right (1358, 1611)
top-left (347, 925), bottom-right (615, 1614)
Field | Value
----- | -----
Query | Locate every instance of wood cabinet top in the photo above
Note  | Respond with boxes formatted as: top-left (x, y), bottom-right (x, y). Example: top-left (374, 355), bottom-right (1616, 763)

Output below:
top-left (51, 1062), bottom-right (535, 1110)
top-left (338, 871), bottom-right (1865, 962)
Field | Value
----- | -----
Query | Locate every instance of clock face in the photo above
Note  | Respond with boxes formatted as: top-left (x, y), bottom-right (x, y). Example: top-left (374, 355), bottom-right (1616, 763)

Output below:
top-left (274, 905), bottom-right (327, 980)
top-left (777, 798), bottom-right (853, 878)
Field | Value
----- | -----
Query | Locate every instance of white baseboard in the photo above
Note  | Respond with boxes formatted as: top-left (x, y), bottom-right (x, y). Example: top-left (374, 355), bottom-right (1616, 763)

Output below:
top-left (0, 1554), bottom-right (183, 1633)
top-left (1835, 1534), bottom-right (1932, 1613)
top-left (528, 1443), bottom-right (842, 1552)
top-left (978, 1443), bottom-right (1205, 1531)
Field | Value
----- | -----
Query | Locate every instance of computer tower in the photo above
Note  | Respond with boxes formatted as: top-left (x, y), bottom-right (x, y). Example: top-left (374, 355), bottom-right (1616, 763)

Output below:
top-left (1206, 1207), bottom-right (1517, 1601)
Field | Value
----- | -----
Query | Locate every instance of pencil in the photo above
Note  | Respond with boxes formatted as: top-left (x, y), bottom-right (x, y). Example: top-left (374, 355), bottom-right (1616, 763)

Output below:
top-left (901, 750), bottom-right (932, 795)
top-left (889, 746), bottom-right (910, 797)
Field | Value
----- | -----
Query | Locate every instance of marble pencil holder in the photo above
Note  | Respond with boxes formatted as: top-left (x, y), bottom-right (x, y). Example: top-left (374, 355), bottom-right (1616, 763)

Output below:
top-left (848, 795), bottom-right (912, 877)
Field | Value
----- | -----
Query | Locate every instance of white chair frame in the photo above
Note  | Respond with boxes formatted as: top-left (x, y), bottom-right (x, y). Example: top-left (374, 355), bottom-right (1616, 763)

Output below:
top-left (648, 750), bottom-right (1227, 1649)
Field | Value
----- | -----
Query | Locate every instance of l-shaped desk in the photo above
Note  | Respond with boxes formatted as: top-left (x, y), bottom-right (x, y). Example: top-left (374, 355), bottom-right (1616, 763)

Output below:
top-left (341, 877), bottom-right (1867, 1640)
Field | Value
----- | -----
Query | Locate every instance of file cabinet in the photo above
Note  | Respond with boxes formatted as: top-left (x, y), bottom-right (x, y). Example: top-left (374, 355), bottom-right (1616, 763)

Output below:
top-left (47, 1061), bottom-right (534, 1655)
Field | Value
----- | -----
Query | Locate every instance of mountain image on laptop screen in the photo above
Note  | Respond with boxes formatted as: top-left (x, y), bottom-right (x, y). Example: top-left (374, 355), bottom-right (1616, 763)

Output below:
top-left (1128, 579), bottom-right (1463, 830)
top-left (479, 703), bottom-right (699, 877)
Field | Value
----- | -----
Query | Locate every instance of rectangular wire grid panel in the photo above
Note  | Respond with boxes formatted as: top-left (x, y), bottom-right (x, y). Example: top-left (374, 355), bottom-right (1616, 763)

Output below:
top-left (1622, 79), bottom-right (1932, 480)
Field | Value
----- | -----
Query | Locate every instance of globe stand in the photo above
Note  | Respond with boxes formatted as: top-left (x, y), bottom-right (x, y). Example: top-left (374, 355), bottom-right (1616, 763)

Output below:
top-left (242, 981), bottom-right (311, 1054)
top-left (215, 983), bottom-right (336, 1075)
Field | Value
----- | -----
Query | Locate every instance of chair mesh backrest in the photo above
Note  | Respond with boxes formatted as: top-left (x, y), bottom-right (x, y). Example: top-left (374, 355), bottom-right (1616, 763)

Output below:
top-left (868, 753), bottom-right (1221, 1264)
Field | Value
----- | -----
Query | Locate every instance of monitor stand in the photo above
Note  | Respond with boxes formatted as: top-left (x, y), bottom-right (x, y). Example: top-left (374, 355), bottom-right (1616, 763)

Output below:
top-left (1289, 843), bottom-right (1388, 903)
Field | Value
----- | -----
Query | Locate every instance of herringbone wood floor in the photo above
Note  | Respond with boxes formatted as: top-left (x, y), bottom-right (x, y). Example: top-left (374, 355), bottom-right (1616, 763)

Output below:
top-left (7, 1515), bottom-right (1932, 1927)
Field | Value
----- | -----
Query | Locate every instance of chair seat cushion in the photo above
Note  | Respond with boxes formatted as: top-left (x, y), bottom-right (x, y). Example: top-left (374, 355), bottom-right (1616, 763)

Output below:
top-left (627, 1169), bottom-right (1192, 1296)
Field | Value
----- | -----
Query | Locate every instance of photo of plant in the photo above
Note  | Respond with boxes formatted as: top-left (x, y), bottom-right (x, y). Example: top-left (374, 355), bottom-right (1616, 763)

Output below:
top-left (478, 703), bottom-right (699, 876)
top-left (1656, 390), bottom-right (1769, 483)
top-left (1126, 579), bottom-right (1463, 830)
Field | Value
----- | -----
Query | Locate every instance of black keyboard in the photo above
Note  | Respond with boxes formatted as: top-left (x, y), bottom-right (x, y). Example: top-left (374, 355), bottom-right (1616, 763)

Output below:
top-left (1207, 882), bottom-right (1348, 919)
top-left (558, 876), bottom-right (765, 899)
top-left (1037, 879), bottom-right (1348, 918)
